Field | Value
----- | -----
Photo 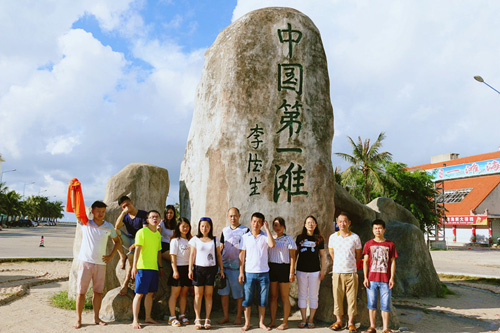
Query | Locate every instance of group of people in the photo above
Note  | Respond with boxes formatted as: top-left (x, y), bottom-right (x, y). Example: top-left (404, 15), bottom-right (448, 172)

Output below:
top-left (72, 196), bottom-right (397, 333)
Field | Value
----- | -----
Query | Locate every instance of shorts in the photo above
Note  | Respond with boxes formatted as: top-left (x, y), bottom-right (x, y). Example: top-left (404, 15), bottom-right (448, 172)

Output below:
top-left (243, 272), bottom-right (270, 307)
top-left (366, 281), bottom-right (391, 312)
top-left (218, 268), bottom-right (244, 299)
top-left (77, 261), bottom-right (106, 294)
top-left (161, 242), bottom-right (170, 253)
top-left (120, 233), bottom-right (135, 253)
top-left (168, 265), bottom-right (192, 287)
top-left (269, 263), bottom-right (291, 283)
top-left (192, 265), bottom-right (217, 286)
top-left (135, 269), bottom-right (159, 294)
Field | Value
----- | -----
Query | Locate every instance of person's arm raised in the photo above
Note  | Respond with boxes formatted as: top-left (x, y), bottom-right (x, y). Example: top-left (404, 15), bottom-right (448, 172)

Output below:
top-left (263, 220), bottom-right (276, 248)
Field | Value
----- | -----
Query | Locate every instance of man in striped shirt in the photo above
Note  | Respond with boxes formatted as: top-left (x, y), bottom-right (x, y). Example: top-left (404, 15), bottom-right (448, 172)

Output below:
top-left (218, 207), bottom-right (249, 325)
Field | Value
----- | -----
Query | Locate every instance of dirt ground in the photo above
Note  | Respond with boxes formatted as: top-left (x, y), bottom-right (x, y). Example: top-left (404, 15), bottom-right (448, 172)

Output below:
top-left (0, 260), bottom-right (499, 333)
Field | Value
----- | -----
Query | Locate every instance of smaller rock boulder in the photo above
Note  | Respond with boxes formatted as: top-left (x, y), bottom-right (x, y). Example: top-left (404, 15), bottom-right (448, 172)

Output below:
top-left (100, 287), bottom-right (134, 322)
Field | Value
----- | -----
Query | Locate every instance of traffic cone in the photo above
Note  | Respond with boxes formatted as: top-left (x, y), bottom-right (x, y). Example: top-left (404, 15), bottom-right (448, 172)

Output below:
top-left (39, 236), bottom-right (44, 247)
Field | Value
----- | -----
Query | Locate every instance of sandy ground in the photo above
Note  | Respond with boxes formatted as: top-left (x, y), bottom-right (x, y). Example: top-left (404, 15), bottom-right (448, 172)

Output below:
top-left (0, 260), bottom-right (499, 333)
top-left (1, 226), bottom-right (500, 332)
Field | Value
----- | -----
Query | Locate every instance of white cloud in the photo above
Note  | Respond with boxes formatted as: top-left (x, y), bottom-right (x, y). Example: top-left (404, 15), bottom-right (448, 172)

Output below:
top-left (46, 135), bottom-right (81, 155)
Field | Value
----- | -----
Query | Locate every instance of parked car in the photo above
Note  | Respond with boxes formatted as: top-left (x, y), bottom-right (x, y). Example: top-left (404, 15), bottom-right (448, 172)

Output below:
top-left (42, 220), bottom-right (55, 226)
top-left (11, 219), bottom-right (34, 227)
top-left (32, 220), bottom-right (40, 227)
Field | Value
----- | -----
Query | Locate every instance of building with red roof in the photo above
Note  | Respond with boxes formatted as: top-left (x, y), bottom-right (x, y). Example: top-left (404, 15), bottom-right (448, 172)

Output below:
top-left (409, 151), bottom-right (500, 245)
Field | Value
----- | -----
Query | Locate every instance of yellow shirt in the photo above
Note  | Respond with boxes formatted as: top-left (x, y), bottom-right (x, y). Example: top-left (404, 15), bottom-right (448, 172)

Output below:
top-left (135, 226), bottom-right (161, 270)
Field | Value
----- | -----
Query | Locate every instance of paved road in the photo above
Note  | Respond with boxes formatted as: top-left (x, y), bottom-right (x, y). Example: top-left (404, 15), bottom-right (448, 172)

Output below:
top-left (1, 225), bottom-right (500, 279)
top-left (430, 247), bottom-right (500, 278)
top-left (0, 224), bottom-right (75, 259)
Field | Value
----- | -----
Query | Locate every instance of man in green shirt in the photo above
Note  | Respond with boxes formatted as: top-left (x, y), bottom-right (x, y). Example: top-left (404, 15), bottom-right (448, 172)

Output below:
top-left (131, 210), bottom-right (163, 329)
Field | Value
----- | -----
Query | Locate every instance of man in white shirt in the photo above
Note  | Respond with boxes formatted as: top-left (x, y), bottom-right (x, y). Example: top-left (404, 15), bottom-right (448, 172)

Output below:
top-left (218, 207), bottom-right (249, 325)
top-left (73, 201), bottom-right (121, 329)
top-left (239, 212), bottom-right (275, 331)
top-left (328, 212), bottom-right (362, 332)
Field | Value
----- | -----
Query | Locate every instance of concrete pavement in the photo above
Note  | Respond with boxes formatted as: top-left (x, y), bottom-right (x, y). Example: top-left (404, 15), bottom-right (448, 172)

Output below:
top-left (0, 224), bottom-right (75, 259)
top-left (430, 247), bottom-right (500, 278)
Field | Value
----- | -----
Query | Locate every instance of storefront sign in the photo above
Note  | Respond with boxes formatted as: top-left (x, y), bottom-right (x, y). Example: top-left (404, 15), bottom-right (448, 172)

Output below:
top-left (442, 215), bottom-right (488, 226)
top-left (427, 158), bottom-right (500, 181)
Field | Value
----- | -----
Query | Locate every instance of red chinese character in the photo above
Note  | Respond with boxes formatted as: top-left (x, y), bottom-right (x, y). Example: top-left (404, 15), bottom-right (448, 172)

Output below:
top-left (486, 160), bottom-right (500, 172)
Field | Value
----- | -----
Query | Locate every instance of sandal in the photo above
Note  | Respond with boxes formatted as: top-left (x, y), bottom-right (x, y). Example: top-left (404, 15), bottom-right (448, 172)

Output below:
top-left (307, 322), bottom-right (316, 329)
top-left (298, 322), bottom-right (307, 328)
top-left (365, 327), bottom-right (376, 333)
top-left (194, 319), bottom-right (203, 330)
top-left (168, 316), bottom-right (181, 327)
top-left (348, 324), bottom-right (358, 333)
top-left (179, 315), bottom-right (189, 325)
top-left (382, 330), bottom-right (392, 333)
top-left (204, 318), bottom-right (212, 329)
top-left (329, 321), bottom-right (343, 331)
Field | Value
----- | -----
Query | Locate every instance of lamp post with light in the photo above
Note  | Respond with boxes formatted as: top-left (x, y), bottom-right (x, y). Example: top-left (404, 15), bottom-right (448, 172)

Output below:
top-left (474, 75), bottom-right (500, 95)
top-left (22, 182), bottom-right (35, 201)
top-left (0, 169), bottom-right (16, 183)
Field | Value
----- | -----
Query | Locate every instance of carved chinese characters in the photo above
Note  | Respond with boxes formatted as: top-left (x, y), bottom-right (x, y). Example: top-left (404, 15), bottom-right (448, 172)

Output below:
top-left (180, 7), bottom-right (334, 243)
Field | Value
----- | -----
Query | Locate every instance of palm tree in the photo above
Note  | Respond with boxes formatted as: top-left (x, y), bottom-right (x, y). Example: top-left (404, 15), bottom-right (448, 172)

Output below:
top-left (335, 132), bottom-right (393, 203)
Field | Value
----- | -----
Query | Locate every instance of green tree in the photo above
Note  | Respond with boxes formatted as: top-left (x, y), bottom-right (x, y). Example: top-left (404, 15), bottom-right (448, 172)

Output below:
top-left (0, 189), bottom-right (23, 220)
top-left (378, 162), bottom-right (441, 232)
top-left (335, 132), bottom-right (393, 203)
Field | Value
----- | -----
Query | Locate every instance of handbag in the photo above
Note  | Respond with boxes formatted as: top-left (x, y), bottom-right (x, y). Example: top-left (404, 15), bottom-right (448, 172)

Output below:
top-left (213, 238), bottom-right (227, 289)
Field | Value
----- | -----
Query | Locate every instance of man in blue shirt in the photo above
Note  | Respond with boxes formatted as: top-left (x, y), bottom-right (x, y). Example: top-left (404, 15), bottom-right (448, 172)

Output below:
top-left (114, 195), bottom-right (148, 295)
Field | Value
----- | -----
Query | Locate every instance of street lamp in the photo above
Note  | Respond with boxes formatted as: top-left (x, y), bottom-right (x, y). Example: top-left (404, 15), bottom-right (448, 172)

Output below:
top-left (0, 169), bottom-right (16, 183)
top-left (22, 182), bottom-right (35, 200)
top-left (474, 75), bottom-right (500, 95)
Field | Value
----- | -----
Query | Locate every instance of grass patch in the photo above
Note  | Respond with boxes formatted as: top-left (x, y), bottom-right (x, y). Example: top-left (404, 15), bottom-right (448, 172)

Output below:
top-left (50, 291), bottom-right (92, 310)
top-left (439, 274), bottom-right (500, 286)
top-left (436, 283), bottom-right (455, 298)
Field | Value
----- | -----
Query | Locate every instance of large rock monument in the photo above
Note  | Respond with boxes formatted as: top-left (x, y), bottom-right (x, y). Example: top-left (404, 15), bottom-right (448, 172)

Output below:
top-left (180, 7), bottom-right (335, 239)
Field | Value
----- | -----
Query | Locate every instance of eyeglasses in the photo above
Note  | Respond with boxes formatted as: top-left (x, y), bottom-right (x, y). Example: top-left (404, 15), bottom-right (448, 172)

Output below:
top-left (200, 217), bottom-right (212, 222)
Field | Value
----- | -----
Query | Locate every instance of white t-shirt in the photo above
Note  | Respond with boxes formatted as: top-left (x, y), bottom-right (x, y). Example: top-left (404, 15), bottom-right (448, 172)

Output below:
top-left (170, 237), bottom-right (191, 266)
top-left (328, 231), bottom-right (362, 273)
top-left (78, 220), bottom-right (117, 265)
top-left (240, 231), bottom-right (270, 273)
top-left (159, 220), bottom-right (174, 243)
top-left (269, 234), bottom-right (297, 264)
top-left (188, 236), bottom-right (220, 267)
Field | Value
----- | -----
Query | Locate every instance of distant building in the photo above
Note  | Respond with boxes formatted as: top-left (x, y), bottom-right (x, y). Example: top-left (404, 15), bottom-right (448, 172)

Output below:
top-left (409, 151), bottom-right (500, 245)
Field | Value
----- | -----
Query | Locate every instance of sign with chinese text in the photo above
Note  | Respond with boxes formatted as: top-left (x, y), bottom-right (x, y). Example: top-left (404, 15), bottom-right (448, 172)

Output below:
top-left (427, 158), bottom-right (500, 182)
top-left (441, 215), bottom-right (488, 226)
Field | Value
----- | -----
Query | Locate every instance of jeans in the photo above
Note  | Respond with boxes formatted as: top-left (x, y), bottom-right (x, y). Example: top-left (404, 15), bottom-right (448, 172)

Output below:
top-left (366, 281), bottom-right (391, 312)
top-left (242, 272), bottom-right (270, 307)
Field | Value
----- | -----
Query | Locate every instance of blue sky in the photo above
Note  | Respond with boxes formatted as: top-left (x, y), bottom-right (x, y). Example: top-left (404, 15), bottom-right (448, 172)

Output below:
top-left (1, 0), bottom-right (500, 221)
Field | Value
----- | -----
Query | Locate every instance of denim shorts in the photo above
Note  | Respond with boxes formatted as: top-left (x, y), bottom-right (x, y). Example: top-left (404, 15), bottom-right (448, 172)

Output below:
top-left (217, 268), bottom-right (244, 299)
top-left (243, 272), bottom-right (270, 307)
top-left (366, 281), bottom-right (391, 312)
top-left (120, 233), bottom-right (135, 253)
